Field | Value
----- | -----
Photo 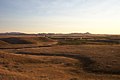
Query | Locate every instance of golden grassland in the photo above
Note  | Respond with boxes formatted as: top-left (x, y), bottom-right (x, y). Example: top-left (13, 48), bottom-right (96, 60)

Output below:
top-left (0, 35), bottom-right (120, 80)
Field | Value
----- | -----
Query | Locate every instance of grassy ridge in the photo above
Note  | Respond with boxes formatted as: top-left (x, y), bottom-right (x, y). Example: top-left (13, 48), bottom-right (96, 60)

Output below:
top-left (58, 39), bottom-right (120, 45)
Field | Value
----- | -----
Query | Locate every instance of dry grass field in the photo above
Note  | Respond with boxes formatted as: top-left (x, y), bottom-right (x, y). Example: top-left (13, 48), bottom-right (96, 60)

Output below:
top-left (0, 34), bottom-right (120, 80)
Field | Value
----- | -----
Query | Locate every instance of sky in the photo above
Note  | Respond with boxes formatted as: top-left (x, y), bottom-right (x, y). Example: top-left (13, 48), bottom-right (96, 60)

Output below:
top-left (0, 0), bottom-right (120, 34)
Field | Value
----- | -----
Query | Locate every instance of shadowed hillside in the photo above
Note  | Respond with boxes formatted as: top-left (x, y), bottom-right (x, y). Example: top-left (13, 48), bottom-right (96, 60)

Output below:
top-left (0, 37), bottom-right (57, 49)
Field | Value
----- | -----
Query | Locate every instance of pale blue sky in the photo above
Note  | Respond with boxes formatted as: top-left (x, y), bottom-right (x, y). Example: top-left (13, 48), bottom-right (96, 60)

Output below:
top-left (0, 0), bottom-right (120, 34)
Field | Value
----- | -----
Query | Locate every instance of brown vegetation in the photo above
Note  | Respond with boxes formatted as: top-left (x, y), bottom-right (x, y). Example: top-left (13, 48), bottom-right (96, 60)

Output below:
top-left (0, 35), bottom-right (120, 80)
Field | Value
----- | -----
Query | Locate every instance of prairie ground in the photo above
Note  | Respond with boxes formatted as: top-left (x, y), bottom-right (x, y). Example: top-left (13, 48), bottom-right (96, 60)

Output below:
top-left (0, 35), bottom-right (120, 80)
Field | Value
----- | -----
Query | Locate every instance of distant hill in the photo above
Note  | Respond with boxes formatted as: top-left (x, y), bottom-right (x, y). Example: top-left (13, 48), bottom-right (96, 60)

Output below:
top-left (0, 32), bottom-right (26, 35)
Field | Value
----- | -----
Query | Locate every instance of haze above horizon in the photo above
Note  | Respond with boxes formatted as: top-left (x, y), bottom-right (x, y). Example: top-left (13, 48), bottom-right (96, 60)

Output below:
top-left (0, 0), bottom-right (120, 34)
